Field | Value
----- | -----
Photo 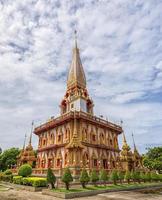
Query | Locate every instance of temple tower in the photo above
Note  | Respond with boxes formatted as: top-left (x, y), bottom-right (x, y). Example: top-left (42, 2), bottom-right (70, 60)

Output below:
top-left (60, 31), bottom-right (94, 115)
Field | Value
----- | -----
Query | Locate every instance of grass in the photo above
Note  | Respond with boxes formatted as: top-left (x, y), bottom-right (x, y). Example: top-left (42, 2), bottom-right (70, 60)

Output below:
top-left (52, 182), bottom-right (162, 194)
top-left (0, 185), bottom-right (9, 191)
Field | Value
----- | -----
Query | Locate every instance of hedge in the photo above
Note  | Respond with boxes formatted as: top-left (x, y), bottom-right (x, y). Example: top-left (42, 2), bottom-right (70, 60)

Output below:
top-left (4, 169), bottom-right (12, 175)
top-left (13, 176), bottom-right (23, 184)
top-left (22, 177), bottom-right (47, 187)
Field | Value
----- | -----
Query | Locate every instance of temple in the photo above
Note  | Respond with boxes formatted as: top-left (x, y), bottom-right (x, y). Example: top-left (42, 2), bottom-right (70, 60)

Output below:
top-left (33, 32), bottom-right (142, 175)
top-left (17, 123), bottom-right (36, 167)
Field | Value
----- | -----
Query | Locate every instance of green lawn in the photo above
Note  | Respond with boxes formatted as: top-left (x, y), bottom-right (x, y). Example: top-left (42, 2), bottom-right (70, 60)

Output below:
top-left (52, 182), bottom-right (162, 194)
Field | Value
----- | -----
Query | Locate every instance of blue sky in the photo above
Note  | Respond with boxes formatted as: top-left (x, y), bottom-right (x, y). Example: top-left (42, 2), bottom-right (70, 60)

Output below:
top-left (0, 0), bottom-right (162, 153)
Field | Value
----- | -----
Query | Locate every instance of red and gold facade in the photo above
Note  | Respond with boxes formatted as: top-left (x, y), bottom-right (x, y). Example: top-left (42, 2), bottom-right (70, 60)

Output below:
top-left (34, 35), bottom-right (142, 175)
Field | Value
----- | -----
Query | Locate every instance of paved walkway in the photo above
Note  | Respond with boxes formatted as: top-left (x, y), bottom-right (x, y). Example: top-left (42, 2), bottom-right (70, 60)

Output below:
top-left (0, 188), bottom-right (162, 200)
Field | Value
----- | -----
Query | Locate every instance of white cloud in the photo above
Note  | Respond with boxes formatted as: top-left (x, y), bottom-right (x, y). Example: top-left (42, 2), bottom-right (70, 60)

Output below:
top-left (0, 0), bottom-right (162, 153)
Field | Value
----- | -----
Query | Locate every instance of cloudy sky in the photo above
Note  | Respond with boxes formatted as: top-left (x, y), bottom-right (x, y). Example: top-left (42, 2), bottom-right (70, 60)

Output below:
top-left (0, 0), bottom-right (162, 153)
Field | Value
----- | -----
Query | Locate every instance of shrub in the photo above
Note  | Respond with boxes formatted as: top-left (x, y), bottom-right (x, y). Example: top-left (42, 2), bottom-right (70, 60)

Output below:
top-left (4, 169), bottom-right (12, 175)
top-left (61, 168), bottom-right (73, 190)
top-left (99, 169), bottom-right (108, 186)
top-left (124, 170), bottom-right (131, 184)
top-left (47, 168), bottom-right (56, 189)
top-left (151, 172), bottom-right (159, 182)
top-left (0, 172), bottom-right (4, 181)
top-left (79, 169), bottom-right (90, 188)
top-left (13, 176), bottom-right (23, 184)
top-left (118, 171), bottom-right (124, 184)
top-left (145, 171), bottom-right (151, 182)
top-left (136, 171), bottom-right (141, 183)
top-left (131, 171), bottom-right (136, 183)
top-left (90, 169), bottom-right (99, 186)
top-left (140, 172), bottom-right (147, 183)
top-left (2, 175), bottom-right (13, 182)
top-left (18, 164), bottom-right (32, 177)
top-left (22, 177), bottom-right (47, 187)
top-left (110, 170), bottom-right (118, 185)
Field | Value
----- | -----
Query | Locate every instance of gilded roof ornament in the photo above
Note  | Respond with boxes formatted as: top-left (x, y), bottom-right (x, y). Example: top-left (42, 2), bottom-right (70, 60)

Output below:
top-left (67, 30), bottom-right (86, 89)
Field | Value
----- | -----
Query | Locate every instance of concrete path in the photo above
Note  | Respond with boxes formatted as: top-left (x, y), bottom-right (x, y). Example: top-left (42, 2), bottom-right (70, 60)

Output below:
top-left (0, 188), bottom-right (162, 200)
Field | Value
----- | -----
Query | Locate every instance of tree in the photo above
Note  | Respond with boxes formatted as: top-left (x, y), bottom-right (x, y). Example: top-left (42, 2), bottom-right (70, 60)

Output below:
top-left (0, 148), bottom-right (20, 171)
top-left (99, 169), bottom-right (108, 186)
top-left (110, 170), bottom-right (118, 185)
top-left (90, 169), bottom-right (99, 186)
top-left (143, 147), bottom-right (162, 173)
top-left (18, 164), bottom-right (32, 177)
top-left (124, 170), bottom-right (131, 184)
top-left (61, 168), bottom-right (73, 190)
top-left (47, 168), bottom-right (56, 189)
top-left (118, 171), bottom-right (124, 184)
top-left (79, 169), bottom-right (90, 188)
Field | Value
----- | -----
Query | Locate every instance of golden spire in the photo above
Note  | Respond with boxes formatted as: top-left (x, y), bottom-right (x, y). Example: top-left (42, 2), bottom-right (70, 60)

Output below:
top-left (67, 30), bottom-right (86, 89)
top-left (29, 121), bottom-right (34, 146)
top-left (132, 133), bottom-right (140, 155)
top-left (23, 134), bottom-right (27, 150)
top-left (132, 133), bottom-right (137, 151)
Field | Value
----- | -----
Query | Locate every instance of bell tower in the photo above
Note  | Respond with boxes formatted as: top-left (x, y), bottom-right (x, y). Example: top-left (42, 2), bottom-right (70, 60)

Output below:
top-left (60, 31), bottom-right (94, 115)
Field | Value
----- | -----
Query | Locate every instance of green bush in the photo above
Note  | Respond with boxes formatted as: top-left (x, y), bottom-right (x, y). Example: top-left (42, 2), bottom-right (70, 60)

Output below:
top-left (90, 169), bottom-right (99, 186)
top-left (151, 172), bottom-right (159, 182)
top-left (110, 170), bottom-right (118, 185)
top-left (99, 169), bottom-right (108, 186)
top-left (13, 176), bottom-right (23, 184)
top-left (22, 177), bottom-right (47, 187)
top-left (61, 168), bottom-right (73, 190)
top-left (140, 172), bottom-right (147, 182)
top-left (145, 171), bottom-right (151, 182)
top-left (18, 164), bottom-right (32, 177)
top-left (47, 168), bottom-right (56, 189)
top-left (0, 172), bottom-right (4, 181)
top-left (136, 171), bottom-right (141, 183)
top-left (131, 171), bottom-right (136, 183)
top-left (4, 169), bottom-right (12, 175)
top-left (124, 170), bottom-right (131, 184)
top-left (79, 169), bottom-right (90, 188)
top-left (118, 171), bottom-right (124, 184)
top-left (2, 174), bottom-right (13, 182)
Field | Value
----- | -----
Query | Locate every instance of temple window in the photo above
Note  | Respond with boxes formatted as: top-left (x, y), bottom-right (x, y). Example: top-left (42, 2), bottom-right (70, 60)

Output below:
top-left (43, 139), bottom-right (46, 146)
top-left (110, 139), bottom-right (113, 146)
top-left (92, 134), bottom-right (96, 142)
top-left (41, 160), bottom-right (45, 168)
top-left (103, 159), bottom-right (108, 169)
top-left (57, 159), bottom-right (60, 167)
top-left (58, 135), bottom-right (61, 142)
top-left (71, 104), bottom-right (74, 109)
top-left (48, 159), bottom-right (52, 168)
top-left (65, 154), bottom-right (68, 165)
top-left (93, 159), bottom-right (97, 167)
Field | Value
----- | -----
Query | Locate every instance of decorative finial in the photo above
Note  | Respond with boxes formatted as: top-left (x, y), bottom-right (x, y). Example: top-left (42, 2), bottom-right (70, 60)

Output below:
top-left (120, 119), bottom-right (123, 127)
top-left (122, 131), bottom-right (127, 144)
top-left (74, 30), bottom-right (77, 48)
top-left (23, 134), bottom-right (27, 150)
top-left (29, 121), bottom-right (34, 145)
top-left (132, 132), bottom-right (137, 150)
